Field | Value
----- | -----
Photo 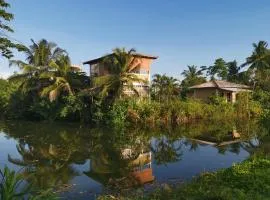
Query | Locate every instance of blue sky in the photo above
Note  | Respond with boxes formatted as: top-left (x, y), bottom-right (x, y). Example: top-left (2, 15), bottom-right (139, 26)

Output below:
top-left (1, 0), bottom-right (270, 79)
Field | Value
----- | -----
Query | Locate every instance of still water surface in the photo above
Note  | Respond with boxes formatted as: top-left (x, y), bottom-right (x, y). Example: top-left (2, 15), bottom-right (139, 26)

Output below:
top-left (0, 120), bottom-right (264, 199)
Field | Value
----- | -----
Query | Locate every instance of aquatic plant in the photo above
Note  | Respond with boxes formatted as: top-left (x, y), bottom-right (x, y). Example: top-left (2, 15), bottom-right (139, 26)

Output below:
top-left (0, 166), bottom-right (58, 200)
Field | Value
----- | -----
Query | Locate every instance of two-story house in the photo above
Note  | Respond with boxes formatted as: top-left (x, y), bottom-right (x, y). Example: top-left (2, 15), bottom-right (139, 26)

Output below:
top-left (83, 52), bottom-right (158, 96)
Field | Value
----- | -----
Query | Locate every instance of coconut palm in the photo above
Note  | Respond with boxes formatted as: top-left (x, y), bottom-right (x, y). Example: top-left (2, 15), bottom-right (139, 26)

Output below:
top-left (8, 39), bottom-right (67, 93)
top-left (93, 48), bottom-right (147, 100)
top-left (243, 41), bottom-right (270, 70)
top-left (243, 41), bottom-right (270, 89)
top-left (151, 74), bottom-right (180, 102)
top-left (40, 55), bottom-right (87, 101)
top-left (181, 65), bottom-right (206, 88)
top-left (208, 58), bottom-right (228, 80)
top-left (181, 65), bottom-right (203, 79)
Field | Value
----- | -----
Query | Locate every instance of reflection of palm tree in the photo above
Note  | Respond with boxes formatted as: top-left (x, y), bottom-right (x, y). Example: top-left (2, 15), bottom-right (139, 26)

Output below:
top-left (151, 138), bottom-right (183, 165)
top-left (183, 139), bottom-right (200, 151)
top-left (8, 141), bottom-right (79, 189)
top-left (228, 143), bottom-right (241, 154)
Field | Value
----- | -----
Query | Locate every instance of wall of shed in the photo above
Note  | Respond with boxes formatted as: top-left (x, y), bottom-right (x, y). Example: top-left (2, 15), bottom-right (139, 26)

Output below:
top-left (191, 88), bottom-right (218, 102)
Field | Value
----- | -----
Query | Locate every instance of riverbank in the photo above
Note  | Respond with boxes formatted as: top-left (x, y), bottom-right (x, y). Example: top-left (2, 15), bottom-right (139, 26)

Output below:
top-left (98, 156), bottom-right (270, 200)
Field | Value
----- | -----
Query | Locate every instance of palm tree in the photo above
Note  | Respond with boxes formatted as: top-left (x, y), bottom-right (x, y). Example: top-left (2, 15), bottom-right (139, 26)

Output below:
top-left (40, 55), bottom-right (87, 101)
top-left (181, 65), bottom-right (203, 79)
top-left (93, 48), bottom-right (147, 100)
top-left (8, 39), bottom-right (67, 93)
top-left (243, 41), bottom-right (270, 89)
top-left (151, 74), bottom-right (180, 102)
top-left (207, 58), bottom-right (228, 80)
top-left (243, 41), bottom-right (270, 70)
top-left (181, 65), bottom-right (206, 88)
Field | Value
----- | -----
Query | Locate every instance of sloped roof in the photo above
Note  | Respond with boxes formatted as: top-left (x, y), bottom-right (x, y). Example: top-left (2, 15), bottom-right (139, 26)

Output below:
top-left (190, 80), bottom-right (251, 90)
top-left (83, 53), bottom-right (158, 65)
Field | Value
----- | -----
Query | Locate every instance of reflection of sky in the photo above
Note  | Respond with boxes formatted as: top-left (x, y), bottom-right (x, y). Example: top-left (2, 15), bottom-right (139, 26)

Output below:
top-left (153, 142), bottom-right (249, 181)
top-left (0, 132), bottom-right (22, 170)
top-left (59, 160), bottom-right (103, 199)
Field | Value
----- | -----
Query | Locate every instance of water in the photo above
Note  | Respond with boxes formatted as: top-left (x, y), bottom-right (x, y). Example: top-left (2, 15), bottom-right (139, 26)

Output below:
top-left (0, 120), bottom-right (266, 199)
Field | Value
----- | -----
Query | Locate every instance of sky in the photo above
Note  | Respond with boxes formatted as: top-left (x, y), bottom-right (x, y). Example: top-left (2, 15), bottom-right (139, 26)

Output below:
top-left (1, 0), bottom-right (270, 80)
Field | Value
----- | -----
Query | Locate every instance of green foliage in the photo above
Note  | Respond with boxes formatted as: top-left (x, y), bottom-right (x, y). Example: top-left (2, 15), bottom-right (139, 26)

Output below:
top-left (235, 92), bottom-right (263, 119)
top-left (0, 166), bottom-right (30, 200)
top-left (93, 48), bottom-right (147, 101)
top-left (180, 65), bottom-right (206, 98)
top-left (0, 79), bottom-right (19, 117)
top-left (101, 97), bottom-right (259, 128)
top-left (205, 58), bottom-right (228, 80)
top-left (59, 94), bottom-right (91, 122)
top-left (151, 74), bottom-right (181, 102)
top-left (208, 94), bottom-right (227, 105)
top-left (0, 0), bottom-right (27, 59)
top-left (0, 166), bottom-right (58, 200)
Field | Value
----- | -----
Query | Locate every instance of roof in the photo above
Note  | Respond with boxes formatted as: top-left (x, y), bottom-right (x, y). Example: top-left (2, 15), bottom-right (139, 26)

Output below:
top-left (83, 53), bottom-right (158, 65)
top-left (190, 80), bottom-right (251, 90)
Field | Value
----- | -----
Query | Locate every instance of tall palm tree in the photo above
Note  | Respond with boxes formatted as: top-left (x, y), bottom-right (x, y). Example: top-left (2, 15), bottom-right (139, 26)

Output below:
top-left (243, 41), bottom-right (270, 89)
top-left (8, 39), bottom-right (67, 93)
top-left (243, 41), bottom-right (270, 70)
top-left (93, 48), bottom-right (147, 100)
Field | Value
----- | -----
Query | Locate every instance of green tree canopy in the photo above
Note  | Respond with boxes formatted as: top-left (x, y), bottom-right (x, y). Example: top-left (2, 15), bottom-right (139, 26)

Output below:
top-left (0, 0), bottom-right (26, 59)
top-left (151, 74), bottom-right (180, 102)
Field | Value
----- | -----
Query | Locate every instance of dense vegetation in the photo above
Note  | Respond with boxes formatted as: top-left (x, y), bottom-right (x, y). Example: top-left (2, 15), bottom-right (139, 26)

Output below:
top-left (1, 39), bottom-right (269, 126)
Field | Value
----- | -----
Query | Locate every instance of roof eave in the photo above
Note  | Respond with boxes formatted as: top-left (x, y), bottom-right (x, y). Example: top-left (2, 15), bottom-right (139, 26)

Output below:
top-left (83, 54), bottom-right (158, 65)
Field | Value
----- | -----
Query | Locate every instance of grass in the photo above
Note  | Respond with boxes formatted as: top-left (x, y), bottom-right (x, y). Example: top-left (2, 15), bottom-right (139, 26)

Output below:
top-left (98, 156), bottom-right (270, 200)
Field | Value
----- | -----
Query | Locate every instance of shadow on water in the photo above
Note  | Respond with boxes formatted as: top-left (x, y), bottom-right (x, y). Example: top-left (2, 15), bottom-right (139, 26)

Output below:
top-left (0, 118), bottom-right (269, 197)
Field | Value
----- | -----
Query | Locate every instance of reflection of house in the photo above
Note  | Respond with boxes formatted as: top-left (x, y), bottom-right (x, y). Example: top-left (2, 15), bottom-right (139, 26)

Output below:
top-left (124, 149), bottom-right (154, 184)
top-left (84, 149), bottom-right (154, 187)
top-left (190, 129), bottom-right (242, 147)
top-left (189, 80), bottom-right (251, 103)
top-left (83, 53), bottom-right (158, 96)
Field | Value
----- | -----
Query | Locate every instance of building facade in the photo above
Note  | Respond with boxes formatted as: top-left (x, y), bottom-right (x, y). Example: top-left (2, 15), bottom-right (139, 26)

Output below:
top-left (83, 53), bottom-right (158, 97)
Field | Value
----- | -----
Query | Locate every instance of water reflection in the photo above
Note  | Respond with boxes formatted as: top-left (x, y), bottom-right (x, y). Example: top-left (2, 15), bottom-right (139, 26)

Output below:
top-left (0, 119), bottom-right (269, 195)
top-left (85, 148), bottom-right (154, 189)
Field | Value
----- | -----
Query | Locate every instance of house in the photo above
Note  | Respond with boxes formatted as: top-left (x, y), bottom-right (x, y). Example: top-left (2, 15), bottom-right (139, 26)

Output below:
top-left (83, 52), bottom-right (158, 96)
top-left (189, 80), bottom-right (251, 103)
